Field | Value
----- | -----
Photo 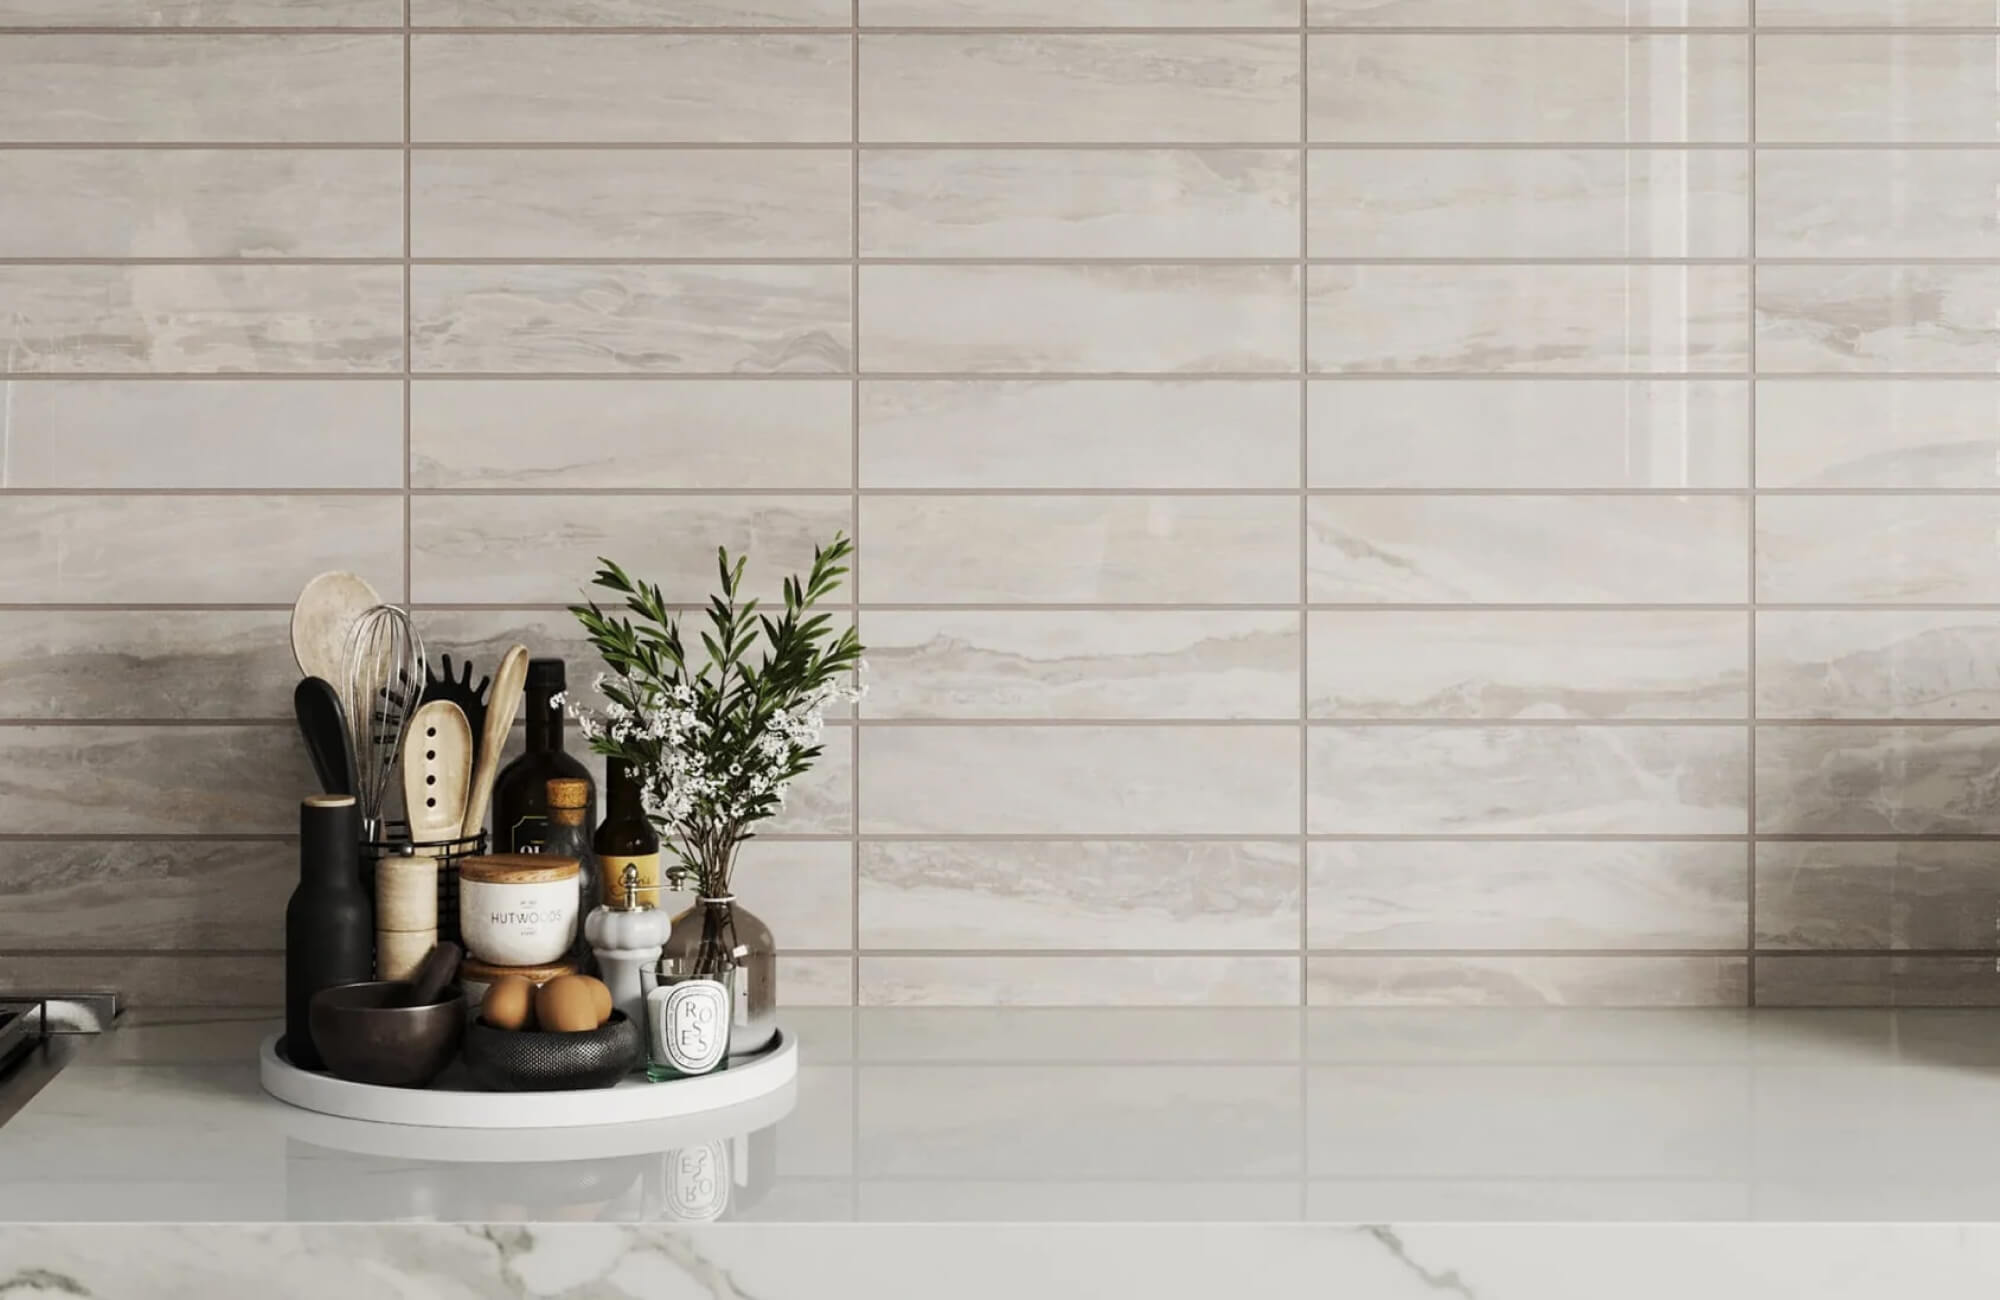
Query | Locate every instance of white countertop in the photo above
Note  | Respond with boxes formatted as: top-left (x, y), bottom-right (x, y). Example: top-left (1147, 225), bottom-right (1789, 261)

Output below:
top-left (7, 1007), bottom-right (2000, 1224)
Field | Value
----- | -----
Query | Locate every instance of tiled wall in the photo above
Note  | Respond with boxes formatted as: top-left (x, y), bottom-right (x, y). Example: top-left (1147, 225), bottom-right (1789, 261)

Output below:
top-left (2, 1), bottom-right (1998, 1008)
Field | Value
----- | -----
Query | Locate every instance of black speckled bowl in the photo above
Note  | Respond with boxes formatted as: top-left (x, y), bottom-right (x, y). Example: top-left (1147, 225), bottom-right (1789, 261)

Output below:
top-left (463, 1011), bottom-right (642, 1092)
top-left (309, 981), bottom-right (466, 1089)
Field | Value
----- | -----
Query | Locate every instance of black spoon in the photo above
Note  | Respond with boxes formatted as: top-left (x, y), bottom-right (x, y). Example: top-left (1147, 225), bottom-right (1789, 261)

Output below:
top-left (293, 676), bottom-right (357, 797)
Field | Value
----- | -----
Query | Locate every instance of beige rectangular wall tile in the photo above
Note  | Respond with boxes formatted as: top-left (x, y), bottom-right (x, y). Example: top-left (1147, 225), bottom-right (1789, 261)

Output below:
top-left (1309, 842), bottom-right (1746, 951)
top-left (1309, 266), bottom-right (1750, 374)
top-left (1310, 151), bottom-right (1747, 258)
top-left (1758, 266), bottom-right (2000, 374)
top-left (0, 380), bottom-right (401, 489)
top-left (1759, 36), bottom-right (2000, 142)
top-left (0, 496), bottom-right (402, 603)
top-left (1314, 0), bottom-right (1744, 22)
top-left (1758, 0), bottom-right (2000, 21)
top-left (1308, 956), bottom-right (1749, 1008)
top-left (863, 266), bottom-right (1297, 375)
top-left (861, 725), bottom-right (1299, 834)
top-left (0, 1), bottom-right (401, 21)
top-left (735, 840), bottom-right (852, 951)
top-left (1756, 956), bottom-right (2000, 1008)
top-left (1757, 724), bottom-right (2000, 835)
top-left (862, 35), bottom-right (1298, 144)
top-left (867, 0), bottom-right (1295, 23)
top-left (1309, 611), bottom-right (1747, 720)
top-left (862, 150), bottom-right (1297, 259)
top-left (1759, 152), bottom-right (2000, 260)
top-left (413, 150), bottom-right (848, 259)
top-left (861, 956), bottom-right (1302, 1006)
top-left (413, 35), bottom-right (850, 142)
top-left (861, 380), bottom-right (1298, 489)
top-left (412, 495), bottom-right (851, 604)
top-left (0, 611), bottom-right (294, 720)
top-left (1309, 380), bottom-right (1748, 489)
top-left (861, 841), bottom-right (1300, 950)
top-left (1757, 381), bottom-right (2000, 489)
top-left (864, 610), bottom-right (1299, 720)
top-left (0, 725), bottom-right (311, 834)
top-left (0, 35), bottom-right (402, 142)
top-left (0, 151), bottom-right (401, 258)
top-left (0, 841), bottom-right (284, 950)
top-left (412, 265), bottom-right (850, 374)
top-left (0, 266), bottom-right (403, 374)
top-left (780, 957), bottom-right (856, 1007)
top-left (1757, 611), bottom-right (2000, 720)
top-left (1757, 842), bottom-right (2000, 951)
top-left (1308, 496), bottom-right (1747, 604)
top-left (863, 497), bottom-right (1298, 604)
top-left (1757, 497), bottom-right (2000, 604)
top-left (1307, 726), bottom-right (1749, 834)
top-left (412, 380), bottom-right (849, 488)
top-left (416, 0), bottom-right (847, 22)
top-left (0, 954), bottom-right (281, 1008)
top-left (1308, 35), bottom-right (1748, 143)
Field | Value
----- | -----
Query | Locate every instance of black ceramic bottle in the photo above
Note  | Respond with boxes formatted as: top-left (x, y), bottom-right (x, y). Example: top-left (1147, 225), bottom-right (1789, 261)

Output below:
top-left (492, 658), bottom-right (595, 854)
top-left (284, 793), bottom-right (373, 1071)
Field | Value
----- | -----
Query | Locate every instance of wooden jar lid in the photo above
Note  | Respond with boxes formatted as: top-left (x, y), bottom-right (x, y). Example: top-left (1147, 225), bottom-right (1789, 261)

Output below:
top-left (461, 957), bottom-right (578, 985)
top-left (458, 852), bottom-right (579, 885)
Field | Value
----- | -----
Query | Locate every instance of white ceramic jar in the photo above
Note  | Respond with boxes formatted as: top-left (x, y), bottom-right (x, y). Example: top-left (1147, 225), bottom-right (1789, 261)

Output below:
top-left (457, 853), bottom-right (580, 967)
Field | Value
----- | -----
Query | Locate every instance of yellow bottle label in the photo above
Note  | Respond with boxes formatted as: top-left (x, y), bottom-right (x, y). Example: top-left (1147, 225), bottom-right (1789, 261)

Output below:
top-left (599, 853), bottom-right (662, 909)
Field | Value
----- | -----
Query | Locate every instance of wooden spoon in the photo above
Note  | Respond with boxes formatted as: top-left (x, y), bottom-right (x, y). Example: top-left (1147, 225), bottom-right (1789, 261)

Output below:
top-left (289, 571), bottom-right (381, 685)
top-left (459, 644), bottom-right (528, 843)
top-left (402, 699), bottom-right (472, 844)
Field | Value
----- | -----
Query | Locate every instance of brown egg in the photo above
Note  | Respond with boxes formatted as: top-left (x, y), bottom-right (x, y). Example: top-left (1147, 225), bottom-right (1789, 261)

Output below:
top-left (576, 976), bottom-right (613, 1024)
top-left (481, 976), bottom-right (535, 1031)
top-left (536, 975), bottom-right (602, 1034)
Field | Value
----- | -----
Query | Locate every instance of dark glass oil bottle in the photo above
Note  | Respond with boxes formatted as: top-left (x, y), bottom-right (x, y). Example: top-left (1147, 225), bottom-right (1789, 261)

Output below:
top-left (491, 657), bottom-right (595, 853)
top-left (543, 776), bottom-right (601, 971)
top-left (593, 757), bottom-right (662, 911)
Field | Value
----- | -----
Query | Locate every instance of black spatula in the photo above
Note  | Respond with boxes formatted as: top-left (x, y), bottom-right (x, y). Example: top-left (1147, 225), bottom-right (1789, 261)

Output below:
top-left (294, 676), bottom-right (357, 797)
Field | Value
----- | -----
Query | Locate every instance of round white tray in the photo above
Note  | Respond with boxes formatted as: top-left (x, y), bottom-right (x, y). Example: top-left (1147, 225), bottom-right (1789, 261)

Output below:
top-left (259, 1030), bottom-right (797, 1130)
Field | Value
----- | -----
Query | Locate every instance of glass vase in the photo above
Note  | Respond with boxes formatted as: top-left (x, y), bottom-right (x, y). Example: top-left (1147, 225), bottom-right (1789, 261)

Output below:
top-left (663, 897), bottom-right (777, 1058)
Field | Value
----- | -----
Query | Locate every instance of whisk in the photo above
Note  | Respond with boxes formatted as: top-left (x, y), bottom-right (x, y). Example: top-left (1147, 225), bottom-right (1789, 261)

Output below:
top-left (341, 604), bottom-right (426, 840)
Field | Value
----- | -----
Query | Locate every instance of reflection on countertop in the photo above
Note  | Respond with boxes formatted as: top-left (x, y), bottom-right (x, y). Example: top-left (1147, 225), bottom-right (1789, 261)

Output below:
top-left (7, 1006), bottom-right (2000, 1224)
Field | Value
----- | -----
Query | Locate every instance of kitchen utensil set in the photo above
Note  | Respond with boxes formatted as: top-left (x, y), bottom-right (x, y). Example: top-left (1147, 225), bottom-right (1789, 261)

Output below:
top-left (289, 572), bottom-right (527, 844)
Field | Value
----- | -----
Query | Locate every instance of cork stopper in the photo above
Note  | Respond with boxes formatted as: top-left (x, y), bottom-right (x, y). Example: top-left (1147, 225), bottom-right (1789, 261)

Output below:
top-left (547, 777), bottom-right (589, 826)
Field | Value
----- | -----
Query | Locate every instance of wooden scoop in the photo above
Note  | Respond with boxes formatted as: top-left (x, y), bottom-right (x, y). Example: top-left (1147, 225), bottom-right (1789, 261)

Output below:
top-left (289, 571), bottom-right (380, 685)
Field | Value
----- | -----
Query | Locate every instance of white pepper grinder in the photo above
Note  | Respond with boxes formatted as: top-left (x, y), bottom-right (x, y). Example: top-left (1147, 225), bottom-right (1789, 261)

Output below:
top-left (585, 863), bottom-right (671, 1030)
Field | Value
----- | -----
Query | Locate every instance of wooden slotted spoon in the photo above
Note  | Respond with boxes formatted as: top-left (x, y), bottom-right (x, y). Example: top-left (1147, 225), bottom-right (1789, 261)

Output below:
top-left (402, 699), bottom-right (473, 844)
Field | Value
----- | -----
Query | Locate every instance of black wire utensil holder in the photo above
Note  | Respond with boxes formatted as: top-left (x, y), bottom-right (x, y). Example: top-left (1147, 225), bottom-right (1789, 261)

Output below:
top-left (361, 822), bottom-right (489, 946)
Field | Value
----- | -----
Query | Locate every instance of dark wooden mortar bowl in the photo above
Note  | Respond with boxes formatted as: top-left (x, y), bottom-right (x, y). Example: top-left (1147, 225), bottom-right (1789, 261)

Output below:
top-left (309, 981), bottom-right (466, 1089)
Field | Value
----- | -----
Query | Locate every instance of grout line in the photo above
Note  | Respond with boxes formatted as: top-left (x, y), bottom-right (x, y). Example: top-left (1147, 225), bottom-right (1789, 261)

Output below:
top-left (850, 0), bottom-right (864, 1009)
top-left (11, 370), bottom-right (2000, 381)
top-left (22, 140), bottom-right (2000, 151)
top-left (17, 255), bottom-right (2000, 266)
top-left (9, 715), bottom-right (2000, 728)
top-left (14, 830), bottom-right (2000, 844)
top-left (1296, 9), bottom-right (1310, 1012)
top-left (1746, 5), bottom-right (1760, 1008)
top-left (402, 0), bottom-right (413, 606)
top-left (28, 485), bottom-right (2000, 497)
top-left (9, 943), bottom-right (1998, 960)
top-left (23, 600), bottom-right (2000, 612)
top-left (14, 22), bottom-right (2000, 32)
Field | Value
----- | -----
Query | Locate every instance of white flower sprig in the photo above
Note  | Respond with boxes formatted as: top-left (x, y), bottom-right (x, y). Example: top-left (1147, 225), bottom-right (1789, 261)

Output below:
top-left (568, 535), bottom-right (864, 897)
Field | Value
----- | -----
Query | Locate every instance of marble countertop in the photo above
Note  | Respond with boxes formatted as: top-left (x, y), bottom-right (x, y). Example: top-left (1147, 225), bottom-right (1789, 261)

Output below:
top-left (7, 1006), bottom-right (2000, 1225)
